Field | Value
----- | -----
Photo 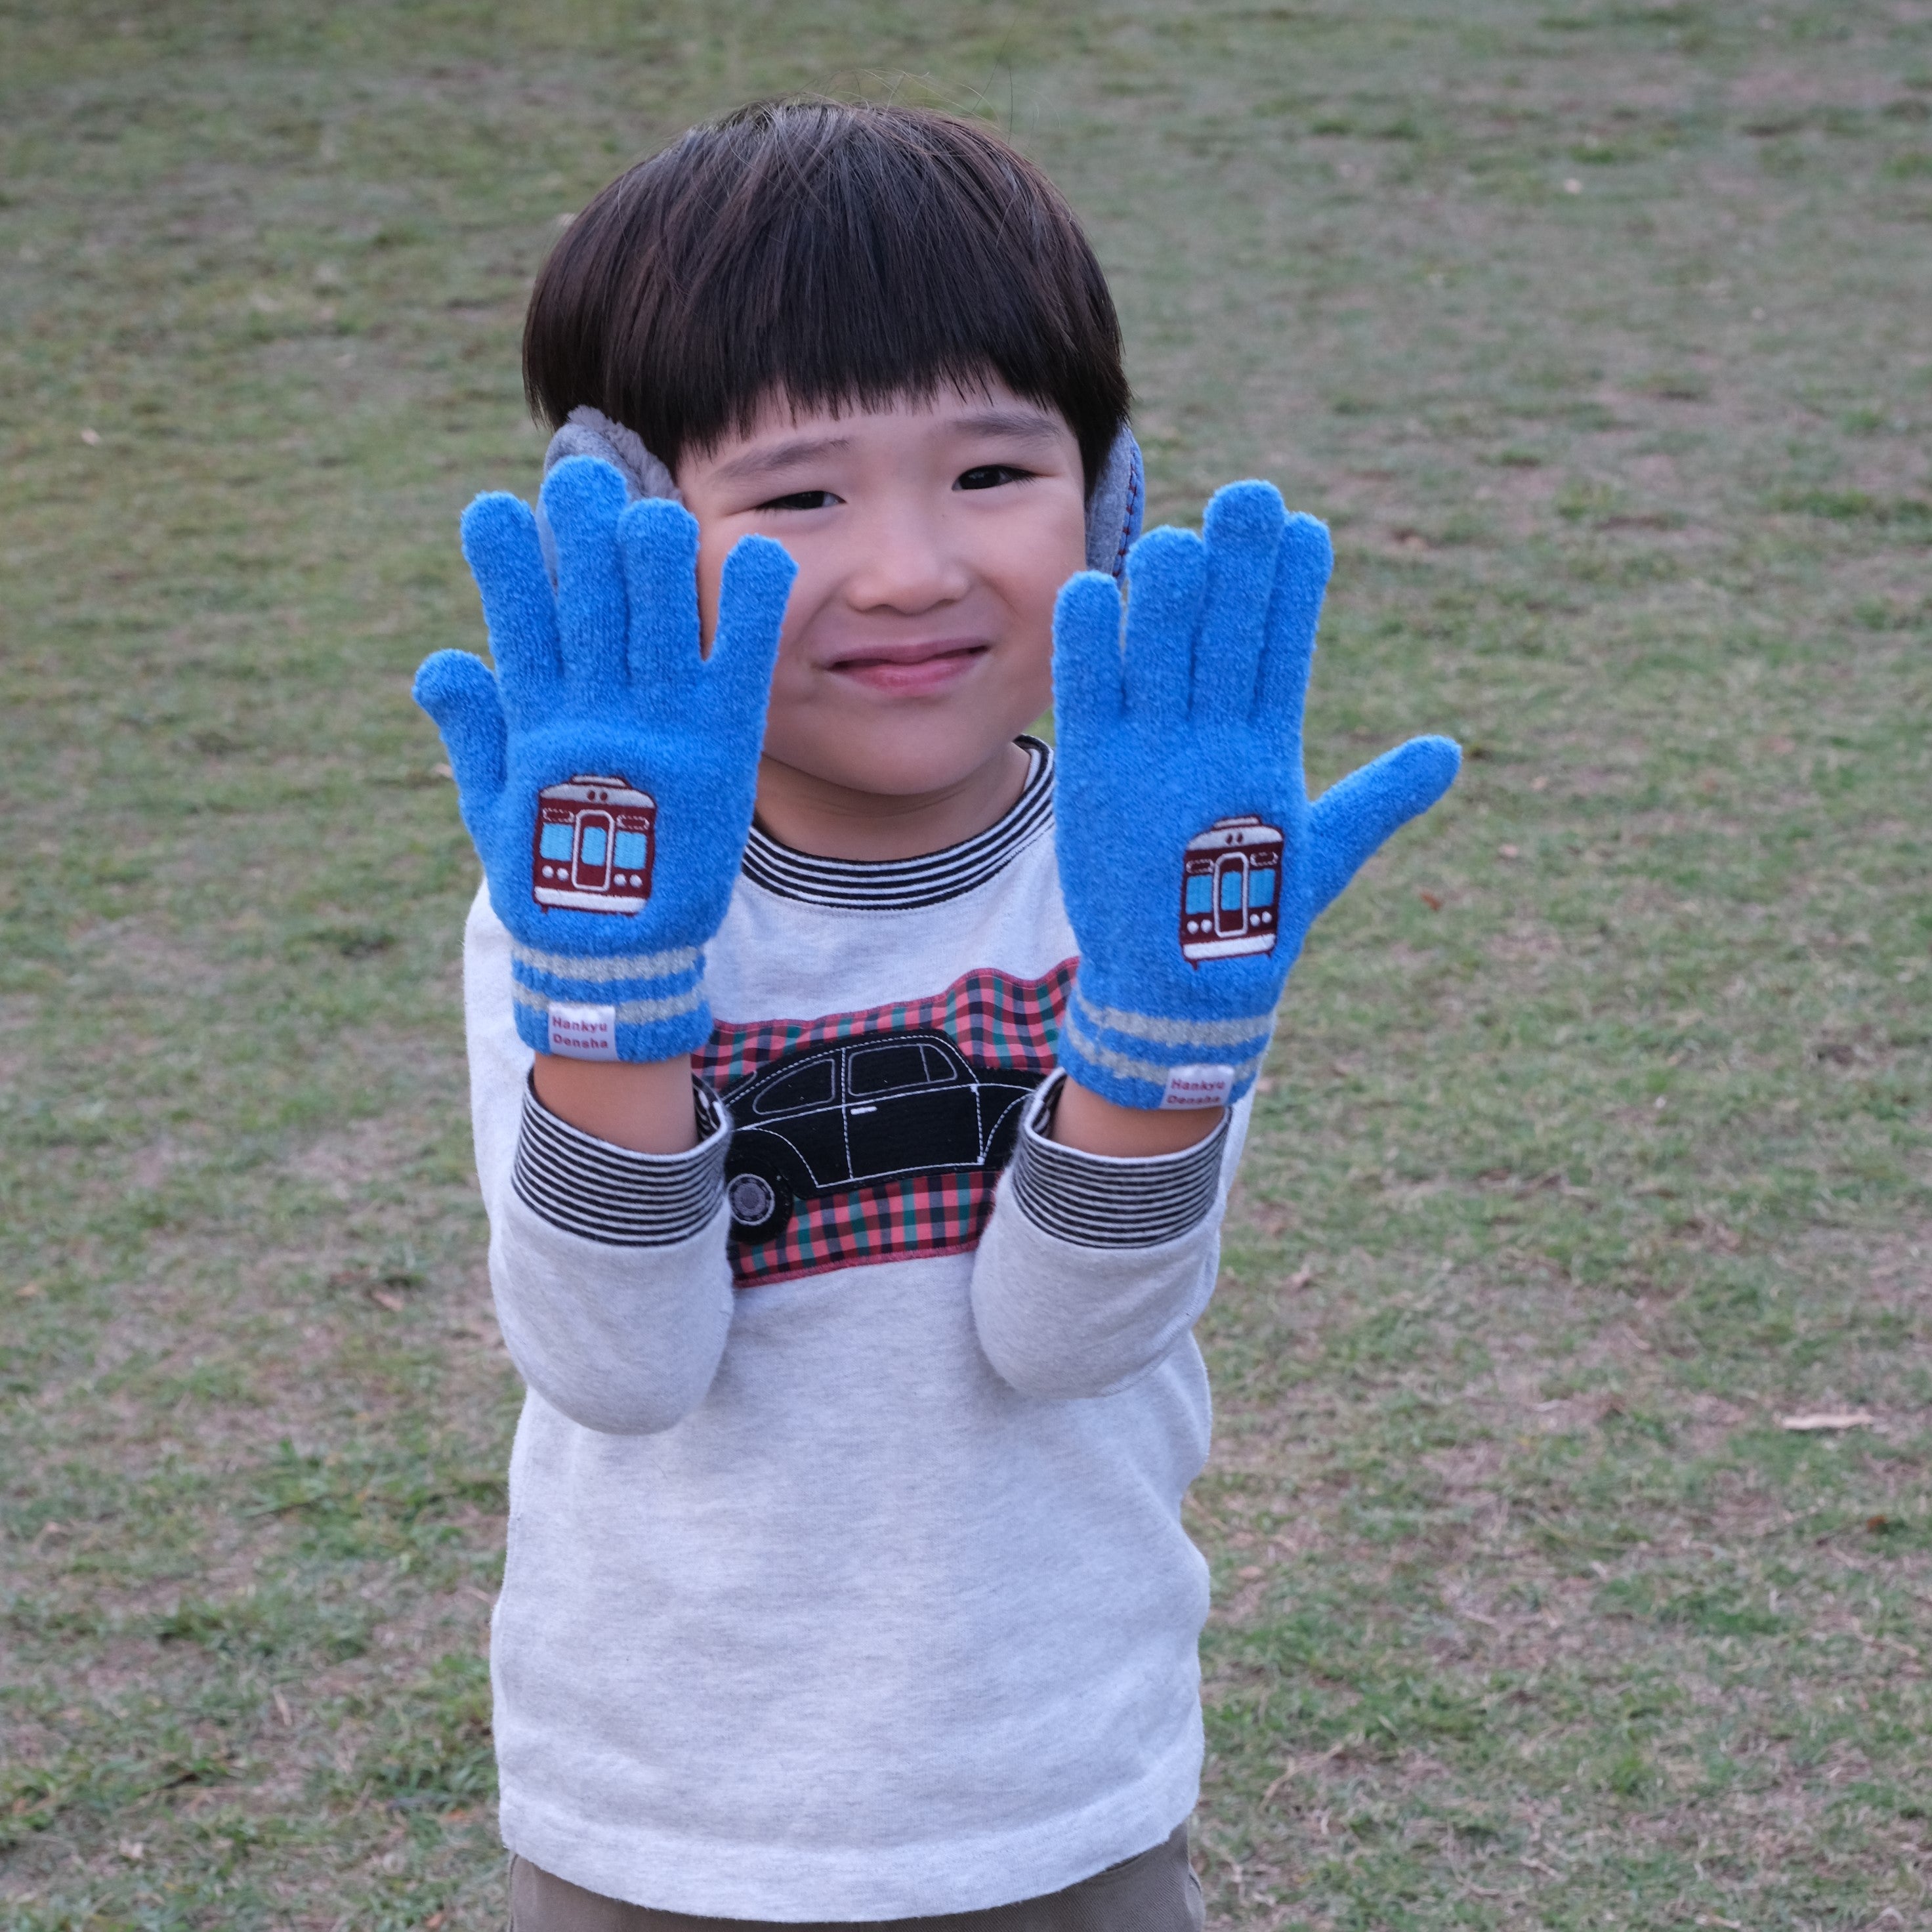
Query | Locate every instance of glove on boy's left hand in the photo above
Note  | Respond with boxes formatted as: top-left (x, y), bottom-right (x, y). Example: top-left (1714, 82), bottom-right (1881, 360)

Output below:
top-left (1052, 480), bottom-right (1460, 1111)
top-left (413, 456), bottom-right (795, 1064)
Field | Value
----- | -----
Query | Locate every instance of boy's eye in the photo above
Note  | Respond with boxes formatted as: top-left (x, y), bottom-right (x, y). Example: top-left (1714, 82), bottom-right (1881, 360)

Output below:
top-left (956, 464), bottom-right (1030, 492)
top-left (756, 489), bottom-right (839, 512)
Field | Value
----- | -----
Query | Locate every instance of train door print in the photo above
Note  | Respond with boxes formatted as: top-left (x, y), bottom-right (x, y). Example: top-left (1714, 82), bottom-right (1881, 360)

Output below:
top-left (532, 775), bottom-right (657, 915)
top-left (1179, 816), bottom-right (1285, 963)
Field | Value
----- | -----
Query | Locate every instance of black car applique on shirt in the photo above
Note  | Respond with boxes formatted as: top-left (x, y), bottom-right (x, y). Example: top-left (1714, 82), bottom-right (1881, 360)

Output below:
top-left (722, 1028), bottom-right (1043, 1244)
top-left (694, 959), bottom-right (1075, 1286)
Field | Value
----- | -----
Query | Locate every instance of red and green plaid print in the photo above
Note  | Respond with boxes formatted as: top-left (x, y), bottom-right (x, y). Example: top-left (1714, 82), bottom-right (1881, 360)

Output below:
top-left (698, 959), bottom-right (1076, 1288)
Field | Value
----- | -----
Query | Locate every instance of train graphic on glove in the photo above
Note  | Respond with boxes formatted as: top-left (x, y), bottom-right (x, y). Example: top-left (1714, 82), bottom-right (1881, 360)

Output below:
top-left (531, 775), bottom-right (657, 914)
top-left (1179, 816), bottom-right (1284, 962)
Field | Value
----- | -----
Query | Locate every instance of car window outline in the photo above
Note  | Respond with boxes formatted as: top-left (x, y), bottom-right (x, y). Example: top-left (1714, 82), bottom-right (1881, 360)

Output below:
top-left (845, 1041), bottom-right (936, 1099)
top-left (749, 1053), bottom-right (840, 1117)
top-left (918, 1042), bottom-right (965, 1085)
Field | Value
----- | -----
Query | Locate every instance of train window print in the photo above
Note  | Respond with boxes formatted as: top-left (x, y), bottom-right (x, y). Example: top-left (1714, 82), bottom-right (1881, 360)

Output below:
top-left (1179, 815), bottom-right (1286, 963)
top-left (531, 774), bottom-right (658, 915)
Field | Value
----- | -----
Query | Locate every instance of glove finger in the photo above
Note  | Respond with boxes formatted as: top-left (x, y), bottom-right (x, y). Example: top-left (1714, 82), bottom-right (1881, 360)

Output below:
top-left (540, 457), bottom-right (631, 694)
top-left (459, 492), bottom-right (560, 703)
top-left (705, 532), bottom-right (796, 733)
top-left (1254, 513), bottom-right (1334, 726)
top-left (412, 650), bottom-right (508, 812)
top-left (1192, 481), bottom-right (1285, 717)
top-left (1051, 572), bottom-right (1127, 734)
top-left (619, 497), bottom-right (704, 693)
top-left (1305, 734), bottom-right (1461, 917)
top-left (1120, 526), bottom-right (1205, 718)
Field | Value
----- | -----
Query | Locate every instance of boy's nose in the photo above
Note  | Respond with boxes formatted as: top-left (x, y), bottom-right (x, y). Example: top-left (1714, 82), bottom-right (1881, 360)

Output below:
top-left (841, 505), bottom-right (973, 612)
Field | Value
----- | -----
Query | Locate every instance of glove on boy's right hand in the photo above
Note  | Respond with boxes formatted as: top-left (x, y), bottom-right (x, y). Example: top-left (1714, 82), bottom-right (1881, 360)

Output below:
top-left (413, 456), bottom-right (795, 1065)
top-left (1051, 480), bottom-right (1460, 1111)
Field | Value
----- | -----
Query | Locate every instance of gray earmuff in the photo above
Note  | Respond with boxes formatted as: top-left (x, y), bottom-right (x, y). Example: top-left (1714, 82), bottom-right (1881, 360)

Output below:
top-left (536, 407), bottom-right (679, 586)
top-left (537, 404), bottom-right (1144, 583)
top-left (1084, 421), bottom-right (1144, 579)
top-left (543, 406), bottom-right (681, 503)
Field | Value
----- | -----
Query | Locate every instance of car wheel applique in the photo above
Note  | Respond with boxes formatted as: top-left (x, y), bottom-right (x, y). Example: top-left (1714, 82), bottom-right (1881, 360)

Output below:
top-left (725, 1170), bottom-right (793, 1242)
top-left (1179, 816), bottom-right (1283, 963)
top-left (532, 775), bottom-right (656, 914)
top-left (722, 1026), bottom-right (1043, 1246)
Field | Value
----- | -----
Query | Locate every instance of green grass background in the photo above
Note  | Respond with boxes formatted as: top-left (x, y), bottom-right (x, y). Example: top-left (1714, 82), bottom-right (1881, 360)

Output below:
top-left (3, 1), bottom-right (1928, 1926)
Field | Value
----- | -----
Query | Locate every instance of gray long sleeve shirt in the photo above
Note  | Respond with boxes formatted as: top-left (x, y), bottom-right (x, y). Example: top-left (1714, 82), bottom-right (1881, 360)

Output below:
top-left (469, 746), bottom-right (1251, 1920)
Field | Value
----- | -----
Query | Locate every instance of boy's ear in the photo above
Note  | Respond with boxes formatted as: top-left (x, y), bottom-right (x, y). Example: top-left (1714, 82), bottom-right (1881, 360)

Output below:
top-left (1085, 425), bottom-right (1144, 583)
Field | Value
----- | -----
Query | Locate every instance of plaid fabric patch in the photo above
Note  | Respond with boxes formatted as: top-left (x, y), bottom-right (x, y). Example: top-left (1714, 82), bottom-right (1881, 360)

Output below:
top-left (698, 958), bottom-right (1077, 1288)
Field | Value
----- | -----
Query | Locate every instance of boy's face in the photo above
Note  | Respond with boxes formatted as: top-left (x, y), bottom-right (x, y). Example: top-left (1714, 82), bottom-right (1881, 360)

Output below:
top-left (677, 381), bottom-right (1087, 805)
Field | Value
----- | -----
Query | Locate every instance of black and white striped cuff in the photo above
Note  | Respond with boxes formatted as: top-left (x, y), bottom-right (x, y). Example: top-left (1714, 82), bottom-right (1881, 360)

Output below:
top-left (1007, 1072), bottom-right (1229, 1250)
top-left (512, 1078), bottom-right (729, 1248)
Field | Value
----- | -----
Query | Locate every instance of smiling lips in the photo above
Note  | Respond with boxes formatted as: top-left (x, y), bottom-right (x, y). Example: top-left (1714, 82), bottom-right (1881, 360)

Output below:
top-left (824, 637), bottom-right (991, 697)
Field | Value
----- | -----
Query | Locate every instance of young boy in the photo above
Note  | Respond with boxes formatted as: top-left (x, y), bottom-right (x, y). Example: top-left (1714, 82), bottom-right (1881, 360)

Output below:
top-left (415, 100), bottom-right (1456, 1930)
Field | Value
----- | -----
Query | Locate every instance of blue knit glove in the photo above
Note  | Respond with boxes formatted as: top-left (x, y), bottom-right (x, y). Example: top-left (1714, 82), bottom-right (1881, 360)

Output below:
top-left (413, 456), bottom-right (795, 1063)
top-left (1051, 480), bottom-right (1460, 1110)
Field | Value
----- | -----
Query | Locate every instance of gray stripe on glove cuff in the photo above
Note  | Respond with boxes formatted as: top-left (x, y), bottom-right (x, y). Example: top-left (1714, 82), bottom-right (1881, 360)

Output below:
top-left (511, 940), bottom-right (703, 984)
top-left (1072, 984), bottom-right (1276, 1051)
top-left (1059, 1005), bottom-right (1269, 1093)
top-left (513, 984), bottom-right (709, 1026)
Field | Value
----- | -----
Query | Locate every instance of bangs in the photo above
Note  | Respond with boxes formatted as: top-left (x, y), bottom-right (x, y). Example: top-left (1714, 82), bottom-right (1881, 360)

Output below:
top-left (523, 100), bottom-right (1129, 492)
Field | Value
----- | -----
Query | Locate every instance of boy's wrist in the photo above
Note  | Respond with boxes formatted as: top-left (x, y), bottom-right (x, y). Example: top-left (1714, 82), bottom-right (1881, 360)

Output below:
top-left (530, 1052), bottom-right (703, 1156)
top-left (1047, 1071), bottom-right (1226, 1157)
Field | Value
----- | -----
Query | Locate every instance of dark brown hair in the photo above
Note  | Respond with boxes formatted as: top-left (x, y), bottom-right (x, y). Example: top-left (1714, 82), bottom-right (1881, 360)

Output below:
top-left (522, 99), bottom-right (1130, 492)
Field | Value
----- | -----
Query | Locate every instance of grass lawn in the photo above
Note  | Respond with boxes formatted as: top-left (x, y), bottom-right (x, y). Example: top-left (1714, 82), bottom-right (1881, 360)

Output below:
top-left (3, 1), bottom-right (1927, 1926)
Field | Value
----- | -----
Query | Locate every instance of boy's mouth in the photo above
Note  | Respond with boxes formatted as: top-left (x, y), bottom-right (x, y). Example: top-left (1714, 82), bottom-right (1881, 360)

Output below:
top-left (824, 638), bottom-right (990, 697)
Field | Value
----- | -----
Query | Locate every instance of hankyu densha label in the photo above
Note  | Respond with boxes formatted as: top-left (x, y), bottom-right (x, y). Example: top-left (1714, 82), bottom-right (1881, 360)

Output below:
top-left (547, 1002), bottom-right (618, 1061)
top-left (1160, 1063), bottom-right (1236, 1110)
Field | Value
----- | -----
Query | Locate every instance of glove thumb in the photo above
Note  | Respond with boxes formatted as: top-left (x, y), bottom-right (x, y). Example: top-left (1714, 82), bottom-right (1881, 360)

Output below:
top-left (1305, 734), bottom-right (1460, 917)
top-left (413, 650), bottom-right (508, 814)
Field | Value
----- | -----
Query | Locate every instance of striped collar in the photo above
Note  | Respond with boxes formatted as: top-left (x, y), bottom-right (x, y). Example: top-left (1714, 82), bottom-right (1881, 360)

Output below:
top-left (740, 738), bottom-right (1054, 911)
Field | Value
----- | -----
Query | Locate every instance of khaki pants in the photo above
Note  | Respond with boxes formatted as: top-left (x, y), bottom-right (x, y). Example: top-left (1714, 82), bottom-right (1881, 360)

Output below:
top-left (509, 1824), bottom-right (1205, 1932)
